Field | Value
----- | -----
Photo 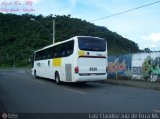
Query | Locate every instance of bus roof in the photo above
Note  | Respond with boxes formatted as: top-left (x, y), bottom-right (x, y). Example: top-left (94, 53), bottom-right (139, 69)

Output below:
top-left (34, 36), bottom-right (105, 53)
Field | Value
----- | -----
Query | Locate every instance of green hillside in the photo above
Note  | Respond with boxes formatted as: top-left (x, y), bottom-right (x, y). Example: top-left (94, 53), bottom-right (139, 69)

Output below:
top-left (0, 13), bottom-right (140, 67)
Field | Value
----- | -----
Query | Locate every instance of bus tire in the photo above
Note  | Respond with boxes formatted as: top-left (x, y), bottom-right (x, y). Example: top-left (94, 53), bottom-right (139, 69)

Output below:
top-left (34, 70), bottom-right (38, 79)
top-left (55, 72), bottom-right (61, 85)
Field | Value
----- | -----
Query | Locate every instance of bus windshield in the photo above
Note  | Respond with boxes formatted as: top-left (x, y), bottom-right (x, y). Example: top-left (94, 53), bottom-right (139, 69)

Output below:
top-left (78, 37), bottom-right (106, 51)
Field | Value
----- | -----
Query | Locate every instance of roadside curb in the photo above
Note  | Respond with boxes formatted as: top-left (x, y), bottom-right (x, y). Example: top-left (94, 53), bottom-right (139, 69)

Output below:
top-left (105, 79), bottom-right (160, 90)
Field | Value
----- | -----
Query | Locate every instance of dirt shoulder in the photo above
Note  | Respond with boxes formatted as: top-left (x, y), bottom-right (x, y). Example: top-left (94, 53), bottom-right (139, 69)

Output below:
top-left (105, 79), bottom-right (160, 90)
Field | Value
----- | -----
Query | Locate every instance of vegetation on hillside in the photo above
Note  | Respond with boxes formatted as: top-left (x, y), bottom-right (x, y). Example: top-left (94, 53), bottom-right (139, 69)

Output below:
top-left (0, 13), bottom-right (140, 67)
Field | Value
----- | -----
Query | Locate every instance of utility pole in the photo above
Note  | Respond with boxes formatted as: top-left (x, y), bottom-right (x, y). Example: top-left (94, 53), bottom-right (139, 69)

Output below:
top-left (53, 19), bottom-right (55, 44)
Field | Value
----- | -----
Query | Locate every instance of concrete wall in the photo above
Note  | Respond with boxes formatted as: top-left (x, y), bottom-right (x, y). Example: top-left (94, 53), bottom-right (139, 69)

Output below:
top-left (108, 52), bottom-right (160, 81)
top-left (108, 54), bottom-right (132, 79)
top-left (132, 52), bottom-right (160, 81)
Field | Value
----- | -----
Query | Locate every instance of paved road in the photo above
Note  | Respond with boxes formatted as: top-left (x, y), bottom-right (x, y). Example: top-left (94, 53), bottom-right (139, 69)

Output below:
top-left (0, 70), bottom-right (160, 113)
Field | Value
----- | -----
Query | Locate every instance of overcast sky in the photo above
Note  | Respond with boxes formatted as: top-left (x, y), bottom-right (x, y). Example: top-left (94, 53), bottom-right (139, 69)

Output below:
top-left (1, 0), bottom-right (160, 51)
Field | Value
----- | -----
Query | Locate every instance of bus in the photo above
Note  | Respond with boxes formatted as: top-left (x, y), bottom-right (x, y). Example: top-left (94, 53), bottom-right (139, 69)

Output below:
top-left (32, 36), bottom-right (108, 84)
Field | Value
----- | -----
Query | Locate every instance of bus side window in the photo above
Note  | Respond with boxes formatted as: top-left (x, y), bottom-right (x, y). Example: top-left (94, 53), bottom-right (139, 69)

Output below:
top-left (53, 51), bottom-right (57, 58)
top-left (42, 51), bottom-right (45, 59)
top-left (62, 51), bottom-right (66, 56)
top-left (61, 45), bottom-right (67, 57)
top-left (42, 50), bottom-right (46, 60)
top-left (53, 46), bottom-right (60, 58)
top-left (66, 40), bottom-right (74, 56)
top-left (56, 46), bottom-right (60, 58)
top-left (46, 48), bottom-right (52, 59)
top-left (36, 52), bottom-right (40, 61)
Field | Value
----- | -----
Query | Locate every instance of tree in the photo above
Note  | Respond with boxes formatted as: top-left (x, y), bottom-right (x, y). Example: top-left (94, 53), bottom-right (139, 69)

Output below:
top-left (0, 13), bottom-right (140, 67)
top-left (144, 48), bottom-right (151, 52)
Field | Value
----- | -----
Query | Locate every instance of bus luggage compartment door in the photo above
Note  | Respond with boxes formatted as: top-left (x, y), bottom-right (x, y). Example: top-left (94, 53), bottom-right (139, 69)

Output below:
top-left (78, 57), bottom-right (106, 75)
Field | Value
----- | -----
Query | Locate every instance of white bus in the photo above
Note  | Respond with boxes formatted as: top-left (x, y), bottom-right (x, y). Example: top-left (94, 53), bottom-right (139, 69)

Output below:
top-left (32, 36), bottom-right (108, 84)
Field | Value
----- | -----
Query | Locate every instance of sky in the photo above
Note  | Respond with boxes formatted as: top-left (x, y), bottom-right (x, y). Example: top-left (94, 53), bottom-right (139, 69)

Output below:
top-left (0, 0), bottom-right (160, 51)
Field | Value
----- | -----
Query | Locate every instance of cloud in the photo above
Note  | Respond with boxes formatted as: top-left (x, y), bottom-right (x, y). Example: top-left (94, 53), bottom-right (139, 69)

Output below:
top-left (45, 0), bottom-right (77, 16)
top-left (69, 0), bottom-right (77, 8)
top-left (142, 32), bottom-right (160, 43)
top-left (150, 43), bottom-right (160, 51)
top-left (150, 44), bottom-right (157, 48)
top-left (32, 0), bottom-right (44, 4)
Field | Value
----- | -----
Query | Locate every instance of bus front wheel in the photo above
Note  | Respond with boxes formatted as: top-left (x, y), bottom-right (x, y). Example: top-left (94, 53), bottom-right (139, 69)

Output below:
top-left (55, 72), bottom-right (61, 85)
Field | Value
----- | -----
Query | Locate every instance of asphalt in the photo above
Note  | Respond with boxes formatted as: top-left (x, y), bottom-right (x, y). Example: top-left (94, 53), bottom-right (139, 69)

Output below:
top-left (20, 68), bottom-right (160, 90)
top-left (0, 68), bottom-right (160, 119)
top-left (0, 101), bottom-right (5, 112)
top-left (0, 69), bottom-right (160, 117)
top-left (2, 68), bottom-right (160, 90)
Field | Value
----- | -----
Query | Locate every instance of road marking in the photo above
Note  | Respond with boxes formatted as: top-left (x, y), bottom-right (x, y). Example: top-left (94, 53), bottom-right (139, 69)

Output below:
top-left (153, 109), bottom-right (160, 113)
top-left (63, 87), bottom-right (86, 95)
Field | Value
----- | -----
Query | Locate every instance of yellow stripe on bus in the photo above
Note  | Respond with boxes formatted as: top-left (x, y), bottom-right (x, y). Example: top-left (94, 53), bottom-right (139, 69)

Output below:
top-left (52, 58), bottom-right (61, 66)
top-left (78, 51), bottom-right (85, 56)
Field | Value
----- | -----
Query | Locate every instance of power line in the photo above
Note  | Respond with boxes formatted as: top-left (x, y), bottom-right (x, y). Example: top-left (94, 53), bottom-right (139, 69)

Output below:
top-left (90, 0), bottom-right (160, 22)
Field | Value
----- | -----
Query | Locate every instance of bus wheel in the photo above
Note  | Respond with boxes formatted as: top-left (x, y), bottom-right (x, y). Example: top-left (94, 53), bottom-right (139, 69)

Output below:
top-left (34, 70), bottom-right (38, 79)
top-left (55, 72), bottom-right (61, 85)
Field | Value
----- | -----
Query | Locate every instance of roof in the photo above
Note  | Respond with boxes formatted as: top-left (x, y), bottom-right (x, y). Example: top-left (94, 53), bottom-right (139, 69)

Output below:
top-left (34, 36), bottom-right (105, 52)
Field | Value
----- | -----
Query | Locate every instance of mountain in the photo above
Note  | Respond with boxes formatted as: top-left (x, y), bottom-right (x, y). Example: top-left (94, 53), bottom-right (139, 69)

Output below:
top-left (0, 13), bottom-right (140, 67)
